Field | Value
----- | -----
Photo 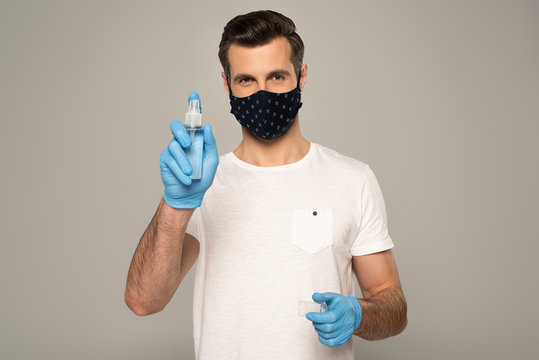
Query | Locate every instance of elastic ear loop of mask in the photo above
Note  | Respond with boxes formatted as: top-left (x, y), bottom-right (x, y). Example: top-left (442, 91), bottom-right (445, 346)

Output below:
top-left (227, 68), bottom-right (302, 97)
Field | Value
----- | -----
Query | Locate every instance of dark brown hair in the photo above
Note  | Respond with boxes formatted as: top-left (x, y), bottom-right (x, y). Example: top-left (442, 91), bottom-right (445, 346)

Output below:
top-left (218, 10), bottom-right (304, 83)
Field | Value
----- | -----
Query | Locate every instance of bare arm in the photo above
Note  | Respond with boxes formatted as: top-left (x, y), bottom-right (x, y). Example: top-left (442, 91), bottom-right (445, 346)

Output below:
top-left (124, 197), bottom-right (200, 316)
top-left (352, 249), bottom-right (408, 340)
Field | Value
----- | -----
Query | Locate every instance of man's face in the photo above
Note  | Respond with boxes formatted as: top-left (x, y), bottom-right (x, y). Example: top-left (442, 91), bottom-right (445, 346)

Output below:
top-left (225, 36), bottom-right (299, 98)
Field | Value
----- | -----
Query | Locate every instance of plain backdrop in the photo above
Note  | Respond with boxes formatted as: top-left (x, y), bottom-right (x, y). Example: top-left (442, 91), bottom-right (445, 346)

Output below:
top-left (1, 0), bottom-right (538, 359)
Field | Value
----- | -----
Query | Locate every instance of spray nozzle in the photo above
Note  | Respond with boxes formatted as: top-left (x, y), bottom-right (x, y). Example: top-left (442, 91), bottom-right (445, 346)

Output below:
top-left (185, 91), bottom-right (203, 127)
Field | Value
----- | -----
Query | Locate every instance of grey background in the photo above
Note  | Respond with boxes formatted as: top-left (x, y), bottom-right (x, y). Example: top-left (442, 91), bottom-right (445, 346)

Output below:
top-left (1, 0), bottom-right (538, 359)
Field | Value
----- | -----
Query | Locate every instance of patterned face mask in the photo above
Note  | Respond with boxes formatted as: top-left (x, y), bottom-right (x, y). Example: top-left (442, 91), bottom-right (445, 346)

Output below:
top-left (229, 86), bottom-right (303, 140)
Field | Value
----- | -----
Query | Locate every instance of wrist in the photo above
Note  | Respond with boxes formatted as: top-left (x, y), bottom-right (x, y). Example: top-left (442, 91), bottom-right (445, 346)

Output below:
top-left (346, 295), bottom-right (362, 330)
top-left (163, 192), bottom-right (204, 209)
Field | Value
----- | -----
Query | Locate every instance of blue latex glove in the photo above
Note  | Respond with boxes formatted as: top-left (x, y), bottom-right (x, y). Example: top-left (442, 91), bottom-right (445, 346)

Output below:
top-left (160, 121), bottom-right (219, 208)
top-left (306, 292), bottom-right (362, 347)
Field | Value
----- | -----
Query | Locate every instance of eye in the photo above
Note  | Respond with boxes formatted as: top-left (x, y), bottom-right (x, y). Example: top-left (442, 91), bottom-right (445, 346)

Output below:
top-left (239, 77), bottom-right (252, 84)
top-left (272, 74), bottom-right (284, 81)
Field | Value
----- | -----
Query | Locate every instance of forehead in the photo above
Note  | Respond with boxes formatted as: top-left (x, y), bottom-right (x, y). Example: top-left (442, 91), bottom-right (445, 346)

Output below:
top-left (228, 37), bottom-right (293, 76)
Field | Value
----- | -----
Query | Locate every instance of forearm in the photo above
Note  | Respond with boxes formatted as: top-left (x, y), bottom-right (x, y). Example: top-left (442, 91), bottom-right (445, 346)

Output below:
top-left (125, 197), bottom-right (194, 315)
top-left (353, 286), bottom-right (408, 340)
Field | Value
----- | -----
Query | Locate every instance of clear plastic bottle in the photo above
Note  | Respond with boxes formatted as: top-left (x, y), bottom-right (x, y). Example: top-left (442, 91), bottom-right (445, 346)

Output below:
top-left (297, 300), bottom-right (328, 317)
top-left (184, 91), bottom-right (204, 180)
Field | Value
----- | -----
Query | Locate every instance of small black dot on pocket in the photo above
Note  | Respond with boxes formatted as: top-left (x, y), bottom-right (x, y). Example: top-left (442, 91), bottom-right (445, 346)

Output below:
top-left (312, 211), bottom-right (317, 216)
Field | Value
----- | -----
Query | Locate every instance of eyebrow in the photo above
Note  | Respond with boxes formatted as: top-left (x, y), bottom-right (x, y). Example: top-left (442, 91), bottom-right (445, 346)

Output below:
top-left (232, 69), bottom-right (292, 82)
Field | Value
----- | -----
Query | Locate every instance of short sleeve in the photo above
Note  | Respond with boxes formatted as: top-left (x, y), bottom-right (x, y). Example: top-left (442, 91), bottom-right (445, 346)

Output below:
top-left (349, 165), bottom-right (394, 256)
top-left (185, 207), bottom-right (200, 240)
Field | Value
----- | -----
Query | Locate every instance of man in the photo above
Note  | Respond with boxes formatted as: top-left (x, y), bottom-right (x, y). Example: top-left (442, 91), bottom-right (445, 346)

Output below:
top-left (125, 10), bottom-right (407, 360)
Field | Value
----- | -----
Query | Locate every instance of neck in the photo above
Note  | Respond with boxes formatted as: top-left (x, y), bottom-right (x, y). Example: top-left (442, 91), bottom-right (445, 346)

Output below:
top-left (233, 115), bottom-right (311, 167)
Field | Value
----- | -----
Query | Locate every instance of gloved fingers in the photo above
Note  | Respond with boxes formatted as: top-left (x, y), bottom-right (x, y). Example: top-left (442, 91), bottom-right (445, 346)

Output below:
top-left (317, 330), bottom-right (352, 347)
top-left (203, 124), bottom-right (219, 159)
top-left (313, 323), bottom-right (342, 339)
top-left (164, 148), bottom-right (192, 185)
top-left (333, 330), bottom-right (354, 346)
top-left (306, 310), bottom-right (338, 324)
top-left (170, 120), bottom-right (192, 148)
top-left (317, 335), bottom-right (332, 347)
top-left (168, 139), bottom-right (192, 175)
top-left (318, 334), bottom-right (343, 348)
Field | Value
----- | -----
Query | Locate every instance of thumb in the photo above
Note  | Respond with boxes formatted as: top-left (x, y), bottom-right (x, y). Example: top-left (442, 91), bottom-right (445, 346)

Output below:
top-left (203, 124), bottom-right (218, 159)
top-left (312, 292), bottom-right (338, 303)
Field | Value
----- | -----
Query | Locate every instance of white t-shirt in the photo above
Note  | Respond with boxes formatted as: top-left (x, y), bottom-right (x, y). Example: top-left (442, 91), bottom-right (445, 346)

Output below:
top-left (185, 142), bottom-right (394, 360)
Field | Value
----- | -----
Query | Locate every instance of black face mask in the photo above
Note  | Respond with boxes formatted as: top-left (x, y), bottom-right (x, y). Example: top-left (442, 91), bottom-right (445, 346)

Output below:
top-left (229, 85), bottom-right (303, 140)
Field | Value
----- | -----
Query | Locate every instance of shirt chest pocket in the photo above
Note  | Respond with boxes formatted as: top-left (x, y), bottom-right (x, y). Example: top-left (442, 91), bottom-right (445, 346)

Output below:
top-left (291, 207), bottom-right (334, 254)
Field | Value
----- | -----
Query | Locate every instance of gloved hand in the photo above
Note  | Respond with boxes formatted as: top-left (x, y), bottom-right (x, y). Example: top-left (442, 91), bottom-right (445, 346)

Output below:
top-left (160, 120), bottom-right (219, 208)
top-left (306, 292), bottom-right (362, 347)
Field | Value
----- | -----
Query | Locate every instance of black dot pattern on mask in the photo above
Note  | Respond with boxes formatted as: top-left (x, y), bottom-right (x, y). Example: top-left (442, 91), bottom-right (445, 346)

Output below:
top-left (229, 87), bottom-right (303, 139)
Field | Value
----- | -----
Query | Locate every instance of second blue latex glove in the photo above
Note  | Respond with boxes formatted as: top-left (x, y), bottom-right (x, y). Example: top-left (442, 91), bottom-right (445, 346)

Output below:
top-left (306, 292), bottom-right (362, 347)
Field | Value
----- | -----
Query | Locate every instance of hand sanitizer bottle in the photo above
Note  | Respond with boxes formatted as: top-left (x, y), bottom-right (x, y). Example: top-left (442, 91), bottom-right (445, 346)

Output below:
top-left (297, 300), bottom-right (328, 316)
top-left (184, 91), bottom-right (204, 179)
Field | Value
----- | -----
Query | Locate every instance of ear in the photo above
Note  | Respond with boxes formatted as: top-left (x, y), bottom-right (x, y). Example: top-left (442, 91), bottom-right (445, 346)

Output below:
top-left (222, 72), bottom-right (230, 95)
top-left (299, 64), bottom-right (308, 92)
